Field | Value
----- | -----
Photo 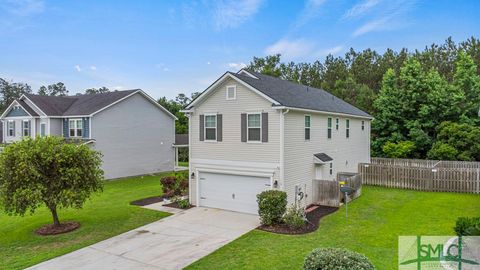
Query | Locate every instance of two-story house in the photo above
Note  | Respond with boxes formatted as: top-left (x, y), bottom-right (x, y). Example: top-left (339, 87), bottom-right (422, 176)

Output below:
top-left (183, 69), bottom-right (372, 214)
top-left (0, 90), bottom-right (176, 179)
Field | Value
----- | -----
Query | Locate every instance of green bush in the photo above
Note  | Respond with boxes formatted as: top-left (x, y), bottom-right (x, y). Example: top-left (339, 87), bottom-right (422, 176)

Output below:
top-left (160, 172), bottom-right (188, 198)
top-left (382, 141), bottom-right (415, 158)
top-left (257, 190), bottom-right (287, 226)
top-left (427, 142), bottom-right (458, 160)
top-left (304, 248), bottom-right (375, 270)
top-left (454, 217), bottom-right (480, 236)
top-left (284, 204), bottom-right (306, 229)
top-left (177, 198), bottom-right (190, 209)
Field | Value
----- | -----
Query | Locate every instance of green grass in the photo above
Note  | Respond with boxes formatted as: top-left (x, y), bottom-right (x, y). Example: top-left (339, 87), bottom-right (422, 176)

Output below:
top-left (178, 161), bottom-right (189, 167)
top-left (187, 186), bottom-right (480, 270)
top-left (0, 173), bottom-right (172, 270)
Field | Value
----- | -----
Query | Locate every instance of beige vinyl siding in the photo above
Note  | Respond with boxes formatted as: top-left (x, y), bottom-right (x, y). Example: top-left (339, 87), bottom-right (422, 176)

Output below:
top-left (189, 78), bottom-right (281, 204)
top-left (283, 111), bottom-right (370, 205)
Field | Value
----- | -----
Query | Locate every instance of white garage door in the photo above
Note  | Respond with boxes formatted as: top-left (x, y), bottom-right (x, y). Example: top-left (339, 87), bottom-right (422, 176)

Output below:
top-left (199, 172), bottom-right (271, 214)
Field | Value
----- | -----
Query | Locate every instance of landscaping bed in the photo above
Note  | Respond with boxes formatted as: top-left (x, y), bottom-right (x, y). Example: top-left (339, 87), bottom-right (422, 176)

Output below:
top-left (258, 205), bottom-right (338, 234)
top-left (35, 221), bottom-right (80, 236)
top-left (130, 195), bottom-right (168, 206)
top-left (163, 201), bottom-right (194, 210)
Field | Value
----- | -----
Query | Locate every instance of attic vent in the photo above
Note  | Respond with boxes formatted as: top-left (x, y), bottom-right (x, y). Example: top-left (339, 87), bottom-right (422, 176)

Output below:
top-left (226, 85), bottom-right (236, 100)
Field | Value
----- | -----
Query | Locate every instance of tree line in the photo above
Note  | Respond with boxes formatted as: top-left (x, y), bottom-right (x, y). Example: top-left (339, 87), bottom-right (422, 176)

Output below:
top-left (246, 37), bottom-right (480, 161)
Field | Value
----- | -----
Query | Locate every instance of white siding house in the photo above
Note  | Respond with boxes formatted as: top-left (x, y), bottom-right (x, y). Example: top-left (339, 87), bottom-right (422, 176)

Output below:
top-left (184, 69), bottom-right (372, 214)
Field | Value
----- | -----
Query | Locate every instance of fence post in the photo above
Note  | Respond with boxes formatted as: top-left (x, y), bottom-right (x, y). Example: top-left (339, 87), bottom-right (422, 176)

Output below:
top-left (477, 168), bottom-right (480, 194)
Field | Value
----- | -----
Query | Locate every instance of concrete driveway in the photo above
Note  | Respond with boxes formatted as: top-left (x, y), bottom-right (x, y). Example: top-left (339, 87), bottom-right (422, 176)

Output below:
top-left (28, 207), bottom-right (259, 270)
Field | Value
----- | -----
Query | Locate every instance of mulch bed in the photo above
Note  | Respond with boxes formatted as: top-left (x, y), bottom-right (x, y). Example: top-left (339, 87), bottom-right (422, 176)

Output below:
top-left (258, 205), bottom-right (338, 235)
top-left (130, 195), bottom-right (168, 206)
top-left (35, 221), bottom-right (80, 236)
top-left (163, 201), bottom-right (194, 210)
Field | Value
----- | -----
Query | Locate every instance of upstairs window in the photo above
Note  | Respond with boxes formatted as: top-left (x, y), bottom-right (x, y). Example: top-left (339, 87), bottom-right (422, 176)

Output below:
top-left (226, 85), bottom-right (236, 100)
top-left (247, 113), bottom-right (261, 141)
top-left (327, 117), bottom-right (332, 139)
top-left (362, 121), bottom-right (365, 131)
top-left (204, 115), bottom-right (217, 141)
top-left (304, 115), bottom-right (311, 140)
top-left (329, 163), bottom-right (333, 175)
top-left (69, 119), bottom-right (83, 138)
top-left (7, 121), bottom-right (14, 137)
top-left (22, 120), bottom-right (30, 137)
top-left (346, 119), bottom-right (350, 138)
top-left (336, 118), bottom-right (339, 130)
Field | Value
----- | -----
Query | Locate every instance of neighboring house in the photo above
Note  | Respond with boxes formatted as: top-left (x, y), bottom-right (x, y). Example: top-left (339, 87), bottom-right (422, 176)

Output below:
top-left (0, 90), bottom-right (177, 179)
top-left (183, 69), bottom-right (372, 214)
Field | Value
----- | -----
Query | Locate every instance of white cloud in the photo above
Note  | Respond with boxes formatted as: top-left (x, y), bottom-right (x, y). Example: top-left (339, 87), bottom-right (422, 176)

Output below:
top-left (113, 86), bottom-right (124, 90)
top-left (351, 0), bottom-right (417, 37)
top-left (343, 0), bottom-right (380, 19)
top-left (294, 0), bottom-right (327, 28)
top-left (214, 0), bottom-right (263, 30)
top-left (316, 45), bottom-right (344, 57)
top-left (89, 65), bottom-right (97, 71)
top-left (265, 39), bottom-right (316, 60)
top-left (228, 62), bottom-right (247, 70)
top-left (0, 0), bottom-right (45, 16)
top-left (206, 61), bottom-right (211, 65)
top-left (74, 65), bottom-right (82, 72)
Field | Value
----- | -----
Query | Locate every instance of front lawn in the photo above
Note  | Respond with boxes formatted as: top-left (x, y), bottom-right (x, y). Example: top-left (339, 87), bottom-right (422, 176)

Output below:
top-left (0, 173), bottom-right (171, 270)
top-left (187, 186), bottom-right (480, 270)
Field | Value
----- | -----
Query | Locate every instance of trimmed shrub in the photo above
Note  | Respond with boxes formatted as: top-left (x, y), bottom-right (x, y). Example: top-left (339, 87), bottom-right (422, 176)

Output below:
top-left (303, 248), bottom-right (375, 270)
top-left (257, 190), bottom-right (287, 226)
top-left (160, 173), bottom-right (188, 198)
top-left (284, 204), bottom-right (306, 229)
top-left (177, 198), bottom-right (190, 209)
top-left (454, 217), bottom-right (480, 236)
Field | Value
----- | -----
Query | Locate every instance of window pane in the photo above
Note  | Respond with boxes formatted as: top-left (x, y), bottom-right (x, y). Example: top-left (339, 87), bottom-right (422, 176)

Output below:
top-left (205, 115), bottom-right (216, 128)
top-left (346, 119), bottom-right (350, 128)
top-left (70, 129), bottom-right (75, 137)
top-left (23, 121), bottom-right (29, 128)
top-left (305, 128), bottom-right (310, 140)
top-left (227, 87), bottom-right (235, 99)
top-left (304, 116), bottom-right (310, 128)
top-left (205, 128), bottom-right (216, 140)
top-left (248, 128), bottom-right (260, 141)
top-left (346, 129), bottom-right (350, 138)
top-left (247, 114), bottom-right (260, 127)
top-left (77, 120), bottom-right (83, 129)
top-left (336, 118), bottom-right (339, 130)
top-left (69, 120), bottom-right (76, 129)
top-left (328, 129), bottom-right (332, 139)
top-left (328, 118), bottom-right (332, 128)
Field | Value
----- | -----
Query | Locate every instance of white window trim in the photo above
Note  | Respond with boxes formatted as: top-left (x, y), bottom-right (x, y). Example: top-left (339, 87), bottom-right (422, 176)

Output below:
top-left (69, 118), bottom-right (83, 138)
top-left (304, 114), bottom-right (311, 141)
top-left (204, 114), bottom-right (217, 142)
top-left (22, 120), bottom-right (30, 137)
top-left (7, 120), bottom-right (14, 137)
top-left (247, 112), bottom-right (262, 143)
top-left (226, 85), bottom-right (237, 100)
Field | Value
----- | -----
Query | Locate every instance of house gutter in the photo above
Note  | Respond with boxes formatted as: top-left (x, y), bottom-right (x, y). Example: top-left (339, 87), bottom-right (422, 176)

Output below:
top-left (273, 106), bottom-right (374, 120)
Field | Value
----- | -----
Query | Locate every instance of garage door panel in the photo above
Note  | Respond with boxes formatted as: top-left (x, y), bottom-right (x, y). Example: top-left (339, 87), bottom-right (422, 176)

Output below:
top-left (199, 172), bottom-right (270, 214)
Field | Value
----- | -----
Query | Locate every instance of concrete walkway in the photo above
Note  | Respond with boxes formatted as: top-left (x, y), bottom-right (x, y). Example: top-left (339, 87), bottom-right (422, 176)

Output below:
top-left (28, 207), bottom-right (259, 270)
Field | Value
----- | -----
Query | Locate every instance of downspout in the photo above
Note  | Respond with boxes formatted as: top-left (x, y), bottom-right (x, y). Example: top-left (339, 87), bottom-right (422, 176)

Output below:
top-left (279, 109), bottom-right (289, 190)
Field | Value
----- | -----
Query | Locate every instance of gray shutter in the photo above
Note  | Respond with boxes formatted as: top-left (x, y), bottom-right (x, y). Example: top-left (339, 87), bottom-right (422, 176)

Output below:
top-left (199, 115), bottom-right (204, 141)
top-left (241, 113), bottom-right (247, 142)
top-left (12, 121), bottom-right (15, 137)
top-left (28, 120), bottom-right (31, 137)
top-left (217, 114), bottom-right (222, 142)
top-left (262, 112), bottom-right (268, 142)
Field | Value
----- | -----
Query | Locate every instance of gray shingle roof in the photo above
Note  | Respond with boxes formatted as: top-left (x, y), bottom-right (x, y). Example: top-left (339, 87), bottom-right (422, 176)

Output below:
top-left (314, 153), bottom-right (333, 162)
top-left (18, 100), bottom-right (39, 116)
top-left (24, 90), bottom-right (138, 116)
top-left (229, 71), bottom-right (372, 118)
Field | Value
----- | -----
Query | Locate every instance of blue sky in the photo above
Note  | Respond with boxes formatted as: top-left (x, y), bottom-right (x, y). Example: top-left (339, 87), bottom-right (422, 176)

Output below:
top-left (0, 0), bottom-right (479, 100)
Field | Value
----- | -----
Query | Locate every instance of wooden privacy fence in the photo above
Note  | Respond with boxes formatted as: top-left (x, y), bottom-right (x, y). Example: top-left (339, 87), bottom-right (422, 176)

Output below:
top-left (360, 158), bottom-right (480, 193)
top-left (312, 172), bottom-right (362, 207)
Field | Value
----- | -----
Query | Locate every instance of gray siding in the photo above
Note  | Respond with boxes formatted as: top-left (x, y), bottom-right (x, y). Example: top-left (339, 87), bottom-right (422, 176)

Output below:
top-left (91, 93), bottom-right (175, 179)
top-left (3, 118), bottom-right (34, 142)
top-left (6, 106), bottom-right (29, 117)
top-left (189, 78), bottom-right (281, 204)
top-left (283, 111), bottom-right (371, 205)
top-left (49, 118), bottom-right (63, 136)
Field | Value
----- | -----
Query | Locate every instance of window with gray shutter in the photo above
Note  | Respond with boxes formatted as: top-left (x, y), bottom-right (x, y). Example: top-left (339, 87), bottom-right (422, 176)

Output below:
top-left (241, 113), bottom-right (247, 142)
top-left (199, 114), bottom-right (204, 141)
top-left (217, 114), bottom-right (222, 141)
top-left (262, 112), bottom-right (268, 142)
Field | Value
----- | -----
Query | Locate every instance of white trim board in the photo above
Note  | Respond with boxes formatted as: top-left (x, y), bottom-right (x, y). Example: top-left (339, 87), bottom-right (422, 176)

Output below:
top-left (273, 106), bottom-right (374, 120)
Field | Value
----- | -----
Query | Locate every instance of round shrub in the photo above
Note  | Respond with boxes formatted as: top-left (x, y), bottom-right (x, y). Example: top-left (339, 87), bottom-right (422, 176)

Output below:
top-left (256, 190), bottom-right (287, 226)
top-left (303, 248), bottom-right (375, 270)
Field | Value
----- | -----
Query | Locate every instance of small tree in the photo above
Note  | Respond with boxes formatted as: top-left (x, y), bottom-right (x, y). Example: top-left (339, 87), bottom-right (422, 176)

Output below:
top-left (0, 136), bottom-right (104, 227)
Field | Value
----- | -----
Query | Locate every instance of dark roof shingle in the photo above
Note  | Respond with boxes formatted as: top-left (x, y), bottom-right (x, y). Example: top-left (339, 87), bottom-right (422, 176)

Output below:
top-left (17, 100), bottom-right (39, 116)
top-left (23, 90), bottom-right (138, 116)
top-left (314, 153), bottom-right (333, 162)
top-left (230, 71), bottom-right (371, 118)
